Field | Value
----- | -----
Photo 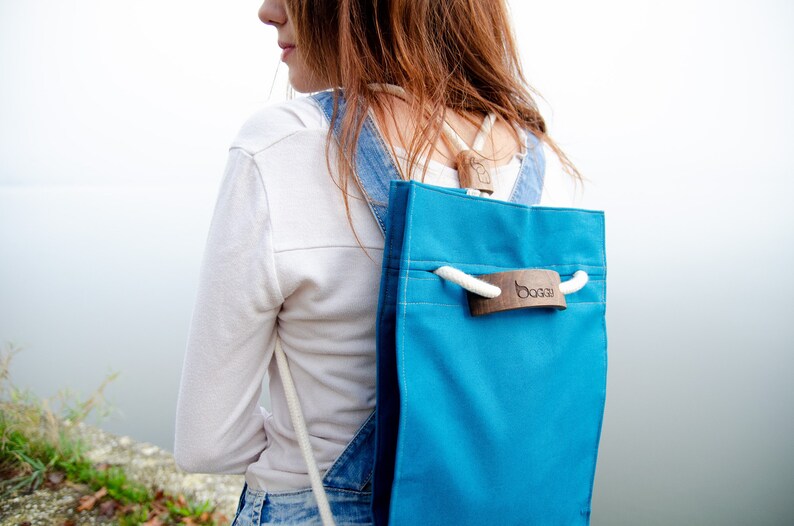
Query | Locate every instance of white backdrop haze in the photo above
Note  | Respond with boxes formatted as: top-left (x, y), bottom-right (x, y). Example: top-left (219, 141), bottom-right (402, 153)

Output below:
top-left (1, 1), bottom-right (792, 524)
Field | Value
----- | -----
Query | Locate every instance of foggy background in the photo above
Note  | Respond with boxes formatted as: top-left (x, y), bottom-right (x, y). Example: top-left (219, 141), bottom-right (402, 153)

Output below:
top-left (1, 1), bottom-right (792, 524)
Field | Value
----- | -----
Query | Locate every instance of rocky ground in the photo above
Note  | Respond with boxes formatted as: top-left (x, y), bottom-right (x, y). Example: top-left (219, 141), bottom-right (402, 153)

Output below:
top-left (0, 423), bottom-right (244, 526)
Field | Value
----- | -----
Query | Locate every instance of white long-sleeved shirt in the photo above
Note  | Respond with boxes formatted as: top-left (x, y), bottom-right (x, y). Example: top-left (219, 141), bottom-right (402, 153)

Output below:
top-left (173, 94), bottom-right (573, 491)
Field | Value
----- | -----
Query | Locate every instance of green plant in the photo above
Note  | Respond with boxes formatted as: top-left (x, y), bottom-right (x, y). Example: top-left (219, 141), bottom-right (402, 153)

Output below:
top-left (0, 343), bottom-right (228, 524)
top-left (166, 496), bottom-right (214, 517)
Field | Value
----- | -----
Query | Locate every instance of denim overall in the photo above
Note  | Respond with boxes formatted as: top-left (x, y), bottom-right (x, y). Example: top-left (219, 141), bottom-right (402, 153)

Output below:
top-left (231, 91), bottom-right (545, 525)
top-left (231, 412), bottom-right (376, 526)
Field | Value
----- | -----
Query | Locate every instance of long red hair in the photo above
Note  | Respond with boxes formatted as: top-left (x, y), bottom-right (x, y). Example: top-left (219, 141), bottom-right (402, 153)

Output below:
top-left (286, 0), bottom-right (580, 218)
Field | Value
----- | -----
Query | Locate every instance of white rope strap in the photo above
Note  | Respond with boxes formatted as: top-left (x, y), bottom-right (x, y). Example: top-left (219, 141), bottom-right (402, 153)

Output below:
top-left (368, 83), bottom-right (496, 163)
top-left (440, 121), bottom-right (471, 153)
top-left (433, 266), bottom-right (589, 298)
top-left (466, 188), bottom-right (488, 198)
top-left (559, 270), bottom-right (589, 295)
top-left (274, 341), bottom-right (337, 526)
top-left (472, 112), bottom-right (497, 152)
top-left (433, 266), bottom-right (502, 298)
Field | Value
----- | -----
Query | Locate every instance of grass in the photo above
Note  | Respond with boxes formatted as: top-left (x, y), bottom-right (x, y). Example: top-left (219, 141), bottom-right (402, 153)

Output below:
top-left (0, 344), bottom-right (229, 525)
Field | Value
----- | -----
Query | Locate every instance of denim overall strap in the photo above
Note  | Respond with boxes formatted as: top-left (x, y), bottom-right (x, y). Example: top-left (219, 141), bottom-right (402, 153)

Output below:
top-left (508, 130), bottom-right (546, 206)
top-left (311, 90), bottom-right (546, 230)
top-left (322, 410), bottom-right (376, 491)
top-left (312, 91), bottom-right (401, 235)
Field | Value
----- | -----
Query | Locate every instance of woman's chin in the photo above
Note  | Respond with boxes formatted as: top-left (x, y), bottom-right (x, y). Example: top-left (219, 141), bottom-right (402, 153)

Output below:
top-left (288, 71), bottom-right (330, 94)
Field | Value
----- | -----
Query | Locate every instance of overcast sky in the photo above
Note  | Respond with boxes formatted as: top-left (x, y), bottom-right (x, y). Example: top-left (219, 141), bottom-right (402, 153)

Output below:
top-left (2, 1), bottom-right (790, 194)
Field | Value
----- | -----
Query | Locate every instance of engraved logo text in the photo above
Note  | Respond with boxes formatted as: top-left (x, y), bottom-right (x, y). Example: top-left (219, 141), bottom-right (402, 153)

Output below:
top-left (515, 281), bottom-right (555, 299)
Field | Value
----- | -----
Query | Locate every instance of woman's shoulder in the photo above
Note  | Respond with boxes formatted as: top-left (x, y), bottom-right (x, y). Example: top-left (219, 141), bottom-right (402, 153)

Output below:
top-left (230, 95), bottom-right (328, 156)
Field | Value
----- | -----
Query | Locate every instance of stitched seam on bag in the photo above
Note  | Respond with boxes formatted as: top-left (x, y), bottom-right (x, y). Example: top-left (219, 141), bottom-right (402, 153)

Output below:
top-left (400, 183), bottom-right (608, 270)
top-left (406, 276), bottom-right (606, 283)
top-left (392, 186), bottom-right (416, 506)
top-left (416, 183), bottom-right (606, 215)
top-left (400, 302), bottom-right (459, 307)
top-left (373, 190), bottom-right (398, 507)
top-left (393, 259), bottom-right (603, 268)
top-left (583, 305), bottom-right (608, 510)
top-left (389, 259), bottom-right (605, 274)
top-left (407, 277), bottom-right (606, 282)
top-left (400, 301), bottom-right (604, 307)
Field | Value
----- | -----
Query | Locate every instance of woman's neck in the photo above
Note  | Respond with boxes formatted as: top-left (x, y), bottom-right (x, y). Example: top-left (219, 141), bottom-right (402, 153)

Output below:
top-left (371, 94), bottom-right (524, 170)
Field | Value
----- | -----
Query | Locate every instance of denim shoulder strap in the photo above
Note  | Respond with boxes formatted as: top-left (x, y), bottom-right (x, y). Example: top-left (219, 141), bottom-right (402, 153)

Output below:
top-left (507, 131), bottom-right (546, 206)
top-left (311, 91), bottom-right (401, 236)
top-left (311, 91), bottom-right (547, 233)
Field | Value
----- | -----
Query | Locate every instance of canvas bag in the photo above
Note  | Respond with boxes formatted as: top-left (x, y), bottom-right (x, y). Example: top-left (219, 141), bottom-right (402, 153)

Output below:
top-left (307, 90), bottom-right (607, 526)
top-left (372, 181), bottom-right (607, 526)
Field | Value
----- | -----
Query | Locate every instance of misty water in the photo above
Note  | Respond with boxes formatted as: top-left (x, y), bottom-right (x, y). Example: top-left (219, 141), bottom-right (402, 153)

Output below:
top-left (0, 184), bottom-right (272, 451)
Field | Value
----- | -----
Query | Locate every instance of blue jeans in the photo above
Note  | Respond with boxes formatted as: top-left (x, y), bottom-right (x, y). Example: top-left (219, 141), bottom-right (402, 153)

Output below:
top-left (231, 412), bottom-right (375, 525)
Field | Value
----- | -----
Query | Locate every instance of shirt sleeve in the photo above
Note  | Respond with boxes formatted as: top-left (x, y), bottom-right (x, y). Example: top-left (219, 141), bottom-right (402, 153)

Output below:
top-left (174, 147), bottom-right (283, 474)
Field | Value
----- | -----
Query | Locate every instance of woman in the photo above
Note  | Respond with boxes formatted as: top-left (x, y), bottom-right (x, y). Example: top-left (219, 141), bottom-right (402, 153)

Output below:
top-left (174, 0), bottom-right (580, 524)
